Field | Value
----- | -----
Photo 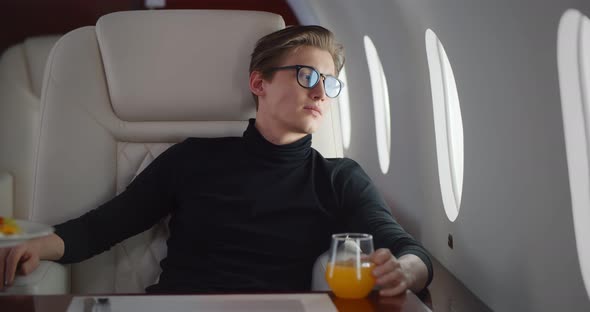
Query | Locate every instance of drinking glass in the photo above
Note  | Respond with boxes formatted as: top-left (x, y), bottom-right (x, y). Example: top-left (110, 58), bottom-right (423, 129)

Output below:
top-left (325, 233), bottom-right (375, 299)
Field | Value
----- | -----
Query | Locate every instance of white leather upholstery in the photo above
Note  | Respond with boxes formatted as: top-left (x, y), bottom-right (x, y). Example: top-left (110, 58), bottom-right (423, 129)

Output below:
top-left (311, 251), bottom-right (331, 291)
top-left (24, 37), bottom-right (60, 98)
top-left (31, 10), bottom-right (343, 294)
top-left (114, 143), bottom-right (172, 292)
top-left (0, 35), bottom-right (70, 295)
top-left (0, 36), bottom-right (60, 219)
top-left (97, 11), bottom-right (279, 122)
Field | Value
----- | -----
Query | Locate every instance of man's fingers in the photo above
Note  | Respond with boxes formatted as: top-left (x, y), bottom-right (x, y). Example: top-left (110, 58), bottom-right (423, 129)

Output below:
top-left (379, 284), bottom-right (408, 297)
top-left (373, 258), bottom-right (399, 277)
top-left (376, 269), bottom-right (408, 296)
top-left (19, 255), bottom-right (39, 276)
top-left (0, 248), bottom-right (9, 290)
top-left (373, 258), bottom-right (410, 297)
top-left (376, 269), bottom-right (404, 287)
top-left (4, 246), bottom-right (25, 286)
top-left (371, 248), bottom-right (393, 265)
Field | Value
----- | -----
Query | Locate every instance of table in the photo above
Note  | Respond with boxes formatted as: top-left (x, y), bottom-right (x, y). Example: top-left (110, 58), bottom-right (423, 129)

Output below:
top-left (0, 291), bottom-right (429, 312)
top-left (0, 257), bottom-right (491, 311)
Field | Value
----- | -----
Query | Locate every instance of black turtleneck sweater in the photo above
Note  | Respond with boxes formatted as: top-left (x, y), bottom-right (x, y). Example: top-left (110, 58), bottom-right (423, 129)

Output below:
top-left (55, 119), bottom-right (433, 293)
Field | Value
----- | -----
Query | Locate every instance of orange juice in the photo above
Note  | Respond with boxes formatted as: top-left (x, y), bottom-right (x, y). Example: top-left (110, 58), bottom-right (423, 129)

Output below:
top-left (325, 262), bottom-right (375, 299)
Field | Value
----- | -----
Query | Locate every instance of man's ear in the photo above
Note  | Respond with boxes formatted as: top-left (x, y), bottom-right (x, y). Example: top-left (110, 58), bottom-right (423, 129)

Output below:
top-left (249, 71), bottom-right (266, 96)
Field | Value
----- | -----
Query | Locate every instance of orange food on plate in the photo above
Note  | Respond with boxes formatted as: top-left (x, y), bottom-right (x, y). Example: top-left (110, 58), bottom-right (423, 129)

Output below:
top-left (0, 216), bottom-right (22, 236)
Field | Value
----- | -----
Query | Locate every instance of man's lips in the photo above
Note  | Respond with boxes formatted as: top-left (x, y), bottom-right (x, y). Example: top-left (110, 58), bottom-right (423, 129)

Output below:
top-left (304, 106), bottom-right (322, 116)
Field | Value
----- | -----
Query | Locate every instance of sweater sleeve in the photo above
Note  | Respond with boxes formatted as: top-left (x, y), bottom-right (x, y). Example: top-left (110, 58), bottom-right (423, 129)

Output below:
top-left (53, 142), bottom-right (182, 264)
top-left (333, 158), bottom-right (433, 290)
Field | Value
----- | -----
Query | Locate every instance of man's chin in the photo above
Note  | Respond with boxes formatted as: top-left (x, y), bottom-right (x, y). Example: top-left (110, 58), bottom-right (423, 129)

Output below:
top-left (285, 117), bottom-right (322, 135)
top-left (305, 116), bottom-right (324, 132)
top-left (300, 123), bottom-right (320, 134)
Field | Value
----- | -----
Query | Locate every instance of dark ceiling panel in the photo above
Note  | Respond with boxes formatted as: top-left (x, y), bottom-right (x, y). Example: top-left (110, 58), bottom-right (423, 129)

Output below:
top-left (0, 0), bottom-right (298, 54)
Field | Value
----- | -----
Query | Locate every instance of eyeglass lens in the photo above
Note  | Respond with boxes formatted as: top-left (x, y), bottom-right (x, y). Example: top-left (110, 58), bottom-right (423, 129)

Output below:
top-left (296, 66), bottom-right (341, 98)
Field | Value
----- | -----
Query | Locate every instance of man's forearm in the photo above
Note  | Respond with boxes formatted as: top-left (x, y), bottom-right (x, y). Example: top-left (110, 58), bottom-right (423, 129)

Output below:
top-left (399, 254), bottom-right (429, 293)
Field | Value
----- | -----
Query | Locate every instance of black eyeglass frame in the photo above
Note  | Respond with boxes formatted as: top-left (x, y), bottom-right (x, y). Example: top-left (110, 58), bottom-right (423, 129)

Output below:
top-left (266, 65), bottom-right (344, 98)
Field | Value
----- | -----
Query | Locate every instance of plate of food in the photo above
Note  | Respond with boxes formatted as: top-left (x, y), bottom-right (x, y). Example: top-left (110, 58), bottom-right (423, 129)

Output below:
top-left (0, 217), bottom-right (54, 248)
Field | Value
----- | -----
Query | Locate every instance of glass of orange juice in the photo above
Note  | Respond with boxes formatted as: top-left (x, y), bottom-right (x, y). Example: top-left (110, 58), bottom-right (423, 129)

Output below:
top-left (325, 233), bottom-right (375, 299)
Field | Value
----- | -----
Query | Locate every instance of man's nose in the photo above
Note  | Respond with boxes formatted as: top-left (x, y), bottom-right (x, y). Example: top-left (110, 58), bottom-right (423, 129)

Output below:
top-left (310, 79), bottom-right (327, 100)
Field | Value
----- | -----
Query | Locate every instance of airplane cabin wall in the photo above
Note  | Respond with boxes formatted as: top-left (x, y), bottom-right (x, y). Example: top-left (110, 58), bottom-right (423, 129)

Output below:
top-left (289, 0), bottom-right (590, 311)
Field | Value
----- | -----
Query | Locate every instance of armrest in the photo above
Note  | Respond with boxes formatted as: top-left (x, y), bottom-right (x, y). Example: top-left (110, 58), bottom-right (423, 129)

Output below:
top-left (311, 251), bottom-right (330, 291)
top-left (3, 261), bottom-right (70, 294)
top-left (0, 171), bottom-right (13, 216)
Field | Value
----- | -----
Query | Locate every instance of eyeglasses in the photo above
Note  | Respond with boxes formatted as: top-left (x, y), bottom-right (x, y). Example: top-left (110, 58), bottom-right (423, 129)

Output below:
top-left (267, 65), bottom-right (344, 98)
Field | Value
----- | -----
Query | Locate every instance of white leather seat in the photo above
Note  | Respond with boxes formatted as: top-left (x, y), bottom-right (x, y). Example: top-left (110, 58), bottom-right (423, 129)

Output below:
top-left (25, 10), bottom-right (343, 294)
top-left (0, 35), bottom-right (70, 295)
top-left (0, 35), bottom-right (61, 218)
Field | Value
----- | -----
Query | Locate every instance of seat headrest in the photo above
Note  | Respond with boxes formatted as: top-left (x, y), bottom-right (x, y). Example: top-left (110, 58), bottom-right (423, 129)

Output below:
top-left (95, 10), bottom-right (285, 122)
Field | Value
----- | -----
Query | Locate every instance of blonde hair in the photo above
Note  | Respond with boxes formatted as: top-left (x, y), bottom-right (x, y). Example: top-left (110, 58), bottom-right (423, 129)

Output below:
top-left (249, 25), bottom-right (345, 108)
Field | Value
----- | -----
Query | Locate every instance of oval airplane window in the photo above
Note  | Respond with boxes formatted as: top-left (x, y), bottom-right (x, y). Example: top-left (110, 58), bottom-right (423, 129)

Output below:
top-left (425, 29), bottom-right (464, 222)
top-left (338, 67), bottom-right (352, 150)
top-left (557, 9), bottom-right (590, 301)
top-left (363, 36), bottom-right (391, 174)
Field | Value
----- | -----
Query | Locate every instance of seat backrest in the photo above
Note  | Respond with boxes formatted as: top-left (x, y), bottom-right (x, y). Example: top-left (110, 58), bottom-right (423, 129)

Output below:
top-left (0, 35), bottom-right (61, 218)
top-left (31, 10), bottom-right (343, 294)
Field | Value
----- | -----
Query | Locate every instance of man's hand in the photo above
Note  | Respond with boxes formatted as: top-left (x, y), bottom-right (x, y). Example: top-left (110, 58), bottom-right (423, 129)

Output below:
top-left (370, 248), bottom-right (428, 296)
top-left (0, 240), bottom-right (41, 291)
top-left (0, 233), bottom-right (64, 291)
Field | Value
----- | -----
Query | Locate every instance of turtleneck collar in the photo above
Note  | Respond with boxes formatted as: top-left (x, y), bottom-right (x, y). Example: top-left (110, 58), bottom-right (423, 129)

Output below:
top-left (243, 118), bottom-right (312, 163)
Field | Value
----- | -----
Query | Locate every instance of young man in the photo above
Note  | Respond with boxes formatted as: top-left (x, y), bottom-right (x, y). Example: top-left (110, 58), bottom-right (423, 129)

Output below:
top-left (0, 25), bottom-right (432, 296)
